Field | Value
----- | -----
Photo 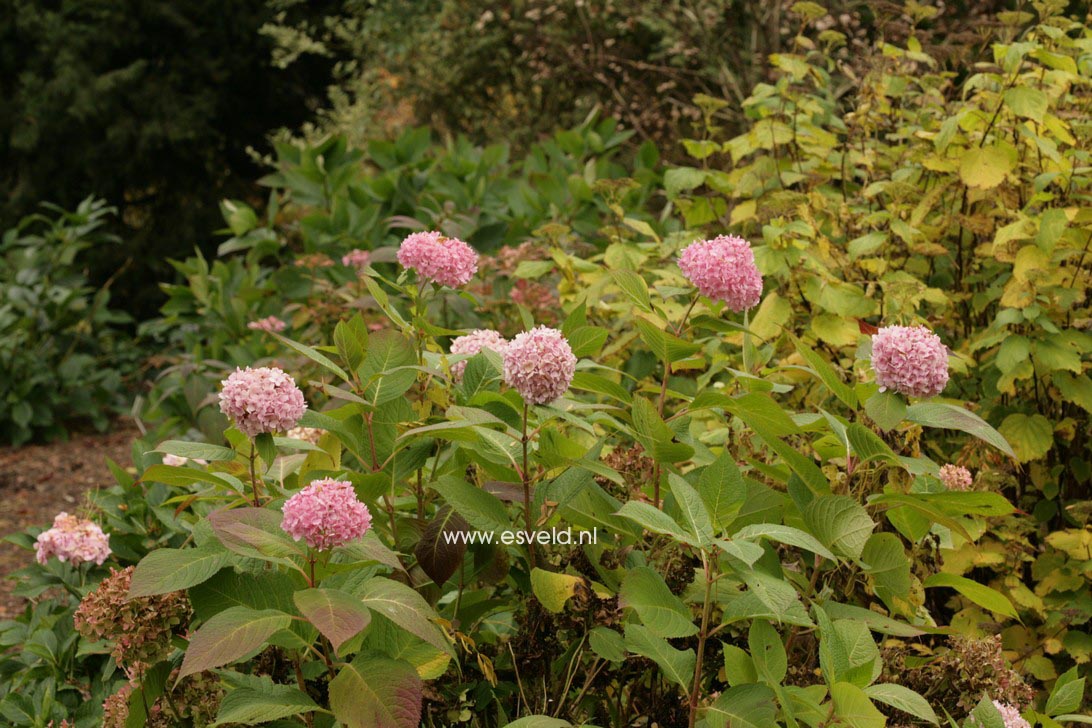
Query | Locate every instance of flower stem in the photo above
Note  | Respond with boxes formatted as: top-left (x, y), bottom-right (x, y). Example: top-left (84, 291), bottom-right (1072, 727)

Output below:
top-left (248, 441), bottom-right (261, 506)
top-left (688, 551), bottom-right (714, 728)
top-left (521, 402), bottom-right (536, 568)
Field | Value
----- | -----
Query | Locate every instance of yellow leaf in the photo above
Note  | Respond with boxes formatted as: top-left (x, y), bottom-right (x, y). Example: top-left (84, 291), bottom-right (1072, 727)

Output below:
top-left (959, 144), bottom-right (1017, 189)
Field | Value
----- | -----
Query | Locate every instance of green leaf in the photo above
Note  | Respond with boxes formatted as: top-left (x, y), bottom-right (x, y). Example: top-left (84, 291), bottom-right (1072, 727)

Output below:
top-left (722, 392), bottom-right (800, 437)
top-left (610, 269), bottom-right (653, 312)
top-left (179, 607), bottom-right (292, 678)
top-left (209, 507), bottom-right (305, 561)
top-left (128, 544), bottom-right (231, 598)
top-left (623, 624), bottom-right (695, 689)
top-left (748, 620), bottom-right (787, 685)
top-left (155, 440), bottom-right (236, 462)
top-left (860, 533), bottom-right (911, 613)
top-left (705, 684), bottom-right (777, 728)
top-left (831, 682), bottom-right (886, 728)
top-left (294, 588), bottom-right (372, 652)
top-left (329, 655), bottom-right (422, 728)
top-left (722, 645), bottom-right (758, 687)
top-left (271, 331), bottom-right (349, 382)
top-left (1045, 667), bottom-right (1085, 716)
top-left (619, 566), bottom-right (698, 638)
top-left (922, 573), bottom-right (1018, 619)
top-left (334, 314), bottom-right (369, 373)
top-left (697, 451), bottom-right (746, 530)
top-left (791, 336), bottom-right (858, 409)
top-left (664, 167), bottom-right (707, 197)
top-left (803, 495), bottom-right (875, 559)
top-left (588, 627), bottom-right (626, 663)
top-left (355, 577), bottom-right (454, 656)
top-left (615, 501), bottom-right (698, 546)
top-left (1004, 87), bottom-right (1048, 122)
top-left (430, 475), bottom-right (511, 534)
top-left (530, 569), bottom-right (584, 613)
top-left (667, 474), bottom-right (714, 546)
top-left (212, 685), bottom-right (319, 726)
top-left (413, 505), bottom-right (470, 585)
top-left (863, 391), bottom-right (907, 432)
top-left (967, 696), bottom-right (1006, 728)
top-left (997, 412), bottom-right (1053, 462)
top-left (864, 684), bottom-right (938, 725)
top-left (733, 523), bottom-right (836, 561)
top-left (631, 397), bottom-right (694, 462)
top-left (501, 718), bottom-right (572, 728)
top-left (905, 402), bottom-right (1015, 458)
top-left (254, 432), bottom-right (277, 468)
top-left (361, 329), bottom-right (418, 406)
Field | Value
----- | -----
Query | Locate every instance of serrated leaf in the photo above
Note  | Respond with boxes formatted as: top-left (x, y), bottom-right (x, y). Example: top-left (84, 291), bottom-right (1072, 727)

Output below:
top-left (705, 683), bottom-right (777, 728)
top-left (864, 683), bottom-right (938, 725)
top-left (356, 577), bottom-right (454, 656)
top-left (922, 573), bottom-right (1018, 619)
top-left (212, 685), bottom-right (319, 726)
top-left (294, 588), bottom-right (372, 652)
top-left (619, 566), bottom-right (698, 638)
top-left (905, 402), bottom-right (1015, 458)
top-left (530, 569), bottom-right (584, 613)
top-left (414, 505), bottom-right (470, 585)
top-left (623, 623), bottom-right (695, 688)
top-left (129, 544), bottom-right (231, 598)
top-left (831, 682), bottom-right (886, 728)
top-left (180, 607), bottom-right (292, 678)
top-left (803, 495), bottom-right (875, 559)
top-left (733, 523), bottom-right (836, 561)
top-left (329, 655), bottom-right (422, 728)
top-left (748, 620), bottom-right (787, 685)
top-left (155, 440), bottom-right (236, 462)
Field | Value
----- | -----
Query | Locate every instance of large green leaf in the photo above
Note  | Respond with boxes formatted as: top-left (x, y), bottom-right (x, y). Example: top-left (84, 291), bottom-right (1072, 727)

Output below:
top-left (803, 495), bottom-right (875, 559)
top-left (864, 684), bottom-right (938, 725)
top-left (831, 682), bottom-right (886, 728)
top-left (615, 501), bottom-right (699, 546)
top-left (619, 566), bottom-right (698, 638)
top-left (705, 684), bottom-right (777, 728)
top-left (748, 620), bottom-right (787, 685)
top-left (355, 577), bottom-right (454, 656)
top-left (791, 336), bottom-right (858, 409)
top-left (329, 655), bottom-right (422, 728)
top-left (530, 568), bottom-right (584, 613)
top-left (128, 544), bottom-right (231, 598)
top-left (294, 588), bottom-right (372, 652)
top-left (860, 533), bottom-right (911, 613)
top-left (155, 440), bottom-right (236, 462)
top-left (623, 623), bottom-right (695, 688)
top-left (733, 523), bottom-right (836, 561)
top-left (430, 475), bottom-right (511, 534)
top-left (697, 451), bottom-right (746, 530)
top-left (211, 685), bottom-right (319, 726)
top-left (905, 402), bottom-right (1015, 458)
top-left (667, 473), bottom-right (714, 546)
top-left (922, 573), bottom-right (1018, 619)
top-left (179, 607), bottom-right (292, 678)
top-left (997, 412), bottom-right (1053, 462)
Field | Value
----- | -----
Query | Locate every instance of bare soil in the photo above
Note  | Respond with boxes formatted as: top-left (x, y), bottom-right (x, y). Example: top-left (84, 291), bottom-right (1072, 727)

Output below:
top-left (0, 425), bottom-right (134, 618)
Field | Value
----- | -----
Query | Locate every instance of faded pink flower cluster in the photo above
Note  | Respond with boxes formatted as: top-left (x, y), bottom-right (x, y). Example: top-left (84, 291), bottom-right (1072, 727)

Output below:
top-left (397, 231), bottom-right (478, 287)
top-left (342, 248), bottom-right (372, 271)
top-left (281, 478), bottom-right (372, 551)
top-left (219, 366), bottom-right (307, 437)
top-left (450, 329), bottom-right (509, 381)
top-left (247, 316), bottom-right (287, 333)
top-left (35, 512), bottom-right (111, 566)
top-left (286, 426), bottom-right (323, 444)
top-left (939, 464), bottom-right (973, 491)
top-left (677, 234), bottom-right (763, 312)
top-left (990, 701), bottom-right (1031, 728)
top-left (871, 325), bottom-right (949, 398)
top-left (162, 453), bottom-right (207, 467)
top-left (503, 326), bottom-right (577, 405)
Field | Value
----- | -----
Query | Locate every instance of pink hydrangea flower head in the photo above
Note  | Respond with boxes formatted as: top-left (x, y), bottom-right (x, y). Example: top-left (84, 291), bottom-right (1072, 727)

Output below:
top-left (503, 326), bottom-right (577, 405)
top-left (939, 464), bottom-right (973, 491)
top-left (677, 234), bottom-right (763, 312)
top-left (247, 316), bottom-right (287, 333)
top-left (218, 366), bottom-right (307, 437)
top-left (991, 701), bottom-right (1031, 728)
top-left (342, 248), bottom-right (372, 272)
top-left (35, 512), bottom-right (111, 566)
top-left (871, 325), bottom-right (949, 398)
top-left (450, 329), bottom-right (509, 382)
top-left (281, 478), bottom-right (372, 551)
top-left (397, 231), bottom-right (478, 287)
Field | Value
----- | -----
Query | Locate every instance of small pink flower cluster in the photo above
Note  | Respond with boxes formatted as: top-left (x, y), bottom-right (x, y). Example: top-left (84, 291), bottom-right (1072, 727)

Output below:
top-left (939, 464), bottom-right (973, 491)
top-left (219, 366), bottom-right (307, 437)
top-left (342, 248), bottom-right (372, 271)
top-left (397, 231), bottom-right (478, 287)
top-left (281, 478), bottom-right (372, 551)
top-left (990, 701), bottom-right (1031, 728)
top-left (35, 512), bottom-right (111, 566)
top-left (503, 326), bottom-right (577, 405)
top-left (247, 316), bottom-right (287, 333)
top-left (871, 324), bottom-right (949, 398)
top-left (677, 234), bottom-right (763, 312)
top-left (450, 329), bottom-right (509, 381)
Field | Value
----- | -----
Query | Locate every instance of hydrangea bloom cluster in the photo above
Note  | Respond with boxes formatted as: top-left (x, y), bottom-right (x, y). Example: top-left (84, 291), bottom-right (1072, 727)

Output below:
top-left (503, 326), bottom-right (577, 405)
top-left (397, 231), bottom-right (478, 287)
top-left (871, 324), bottom-right (949, 398)
top-left (74, 566), bottom-right (191, 675)
top-left (677, 234), bottom-right (763, 312)
top-left (990, 701), bottom-right (1031, 728)
top-left (939, 464), bottom-right (973, 491)
top-left (342, 248), bottom-right (372, 271)
top-left (35, 512), bottom-right (111, 566)
top-left (102, 671), bottom-right (221, 728)
top-left (162, 453), bottom-right (207, 467)
top-left (281, 478), bottom-right (372, 551)
top-left (450, 329), bottom-right (509, 381)
top-left (247, 315), bottom-right (287, 333)
top-left (218, 366), bottom-right (307, 437)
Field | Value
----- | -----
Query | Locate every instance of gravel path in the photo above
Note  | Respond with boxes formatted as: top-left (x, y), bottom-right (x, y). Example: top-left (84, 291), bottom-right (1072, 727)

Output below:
top-left (0, 425), bottom-right (134, 618)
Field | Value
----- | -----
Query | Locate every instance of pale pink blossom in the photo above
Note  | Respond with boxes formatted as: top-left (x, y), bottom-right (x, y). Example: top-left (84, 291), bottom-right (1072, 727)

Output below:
top-left (677, 234), bottom-right (763, 312)
top-left (939, 464), bottom-right (973, 491)
top-left (450, 329), bottom-right (509, 381)
top-left (871, 325), bottom-right (949, 398)
top-left (281, 478), bottom-right (372, 551)
top-left (162, 454), bottom-right (208, 467)
top-left (286, 426), bottom-right (323, 444)
top-left (503, 326), bottom-right (577, 405)
top-left (218, 366), bottom-right (307, 437)
top-left (341, 248), bottom-right (372, 271)
top-left (35, 512), bottom-right (111, 566)
top-left (991, 701), bottom-right (1031, 728)
top-left (397, 231), bottom-right (478, 287)
top-left (247, 316), bottom-right (287, 333)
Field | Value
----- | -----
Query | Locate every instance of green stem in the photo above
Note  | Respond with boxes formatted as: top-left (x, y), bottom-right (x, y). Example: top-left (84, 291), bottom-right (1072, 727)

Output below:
top-left (249, 441), bottom-right (261, 506)
top-left (688, 551), bottom-right (714, 728)
top-left (522, 402), bottom-right (536, 568)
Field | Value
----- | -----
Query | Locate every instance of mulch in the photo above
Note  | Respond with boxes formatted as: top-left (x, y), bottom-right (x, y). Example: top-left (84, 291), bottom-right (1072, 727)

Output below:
top-left (0, 424), bottom-right (135, 619)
